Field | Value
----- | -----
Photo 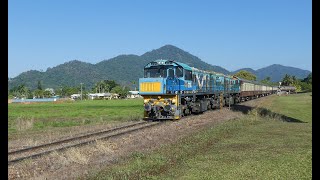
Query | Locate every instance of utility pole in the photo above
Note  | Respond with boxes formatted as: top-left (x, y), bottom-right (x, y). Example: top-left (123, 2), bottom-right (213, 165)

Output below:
top-left (229, 79), bottom-right (231, 110)
top-left (80, 83), bottom-right (83, 100)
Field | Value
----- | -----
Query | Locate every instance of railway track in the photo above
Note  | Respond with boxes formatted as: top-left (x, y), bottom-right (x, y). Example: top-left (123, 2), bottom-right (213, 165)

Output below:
top-left (8, 95), bottom-right (272, 165)
top-left (8, 120), bottom-right (161, 165)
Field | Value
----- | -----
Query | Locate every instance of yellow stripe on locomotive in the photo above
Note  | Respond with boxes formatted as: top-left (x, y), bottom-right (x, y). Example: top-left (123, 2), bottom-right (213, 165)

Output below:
top-left (140, 82), bottom-right (161, 92)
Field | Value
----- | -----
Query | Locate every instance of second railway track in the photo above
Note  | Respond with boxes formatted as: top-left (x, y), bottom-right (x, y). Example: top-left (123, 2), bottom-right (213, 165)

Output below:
top-left (8, 120), bottom-right (161, 165)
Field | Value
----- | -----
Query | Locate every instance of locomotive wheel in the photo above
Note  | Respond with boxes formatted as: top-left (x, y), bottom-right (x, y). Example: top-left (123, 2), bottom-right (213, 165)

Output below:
top-left (183, 109), bottom-right (187, 116)
top-left (183, 109), bottom-right (190, 116)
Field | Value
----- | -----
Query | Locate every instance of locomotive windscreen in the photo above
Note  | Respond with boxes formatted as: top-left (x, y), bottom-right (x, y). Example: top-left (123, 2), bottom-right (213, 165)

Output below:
top-left (144, 65), bottom-right (170, 78)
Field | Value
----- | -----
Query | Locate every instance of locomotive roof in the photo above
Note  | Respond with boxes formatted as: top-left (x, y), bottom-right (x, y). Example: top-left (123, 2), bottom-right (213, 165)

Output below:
top-left (174, 61), bottom-right (192, 70)
top-left (145, 59), bottom-right (234, 77)
top-left (144, 59), bottom-right (193, 70)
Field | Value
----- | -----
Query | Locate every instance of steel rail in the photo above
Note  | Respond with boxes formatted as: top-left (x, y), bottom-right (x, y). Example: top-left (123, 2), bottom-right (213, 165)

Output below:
top-left (8, 121), bottom-right (161, 165)
top-left (9, 121), bottom-right (147, 155)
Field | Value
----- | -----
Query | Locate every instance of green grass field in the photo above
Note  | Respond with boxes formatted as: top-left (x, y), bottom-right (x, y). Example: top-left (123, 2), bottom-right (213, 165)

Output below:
top-left (8, 99), bottom-right (143, 134)
top-left (88, 93), bottom-right (312, 179)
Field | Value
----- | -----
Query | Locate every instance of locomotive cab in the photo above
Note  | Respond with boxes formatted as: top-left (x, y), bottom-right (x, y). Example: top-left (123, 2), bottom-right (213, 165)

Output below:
top-left (139, 60), bottom-right (193, 120)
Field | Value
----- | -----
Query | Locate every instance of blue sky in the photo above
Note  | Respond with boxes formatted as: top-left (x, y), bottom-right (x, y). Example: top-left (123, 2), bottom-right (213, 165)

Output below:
top-left (8, 0), bottom-right (312, 78)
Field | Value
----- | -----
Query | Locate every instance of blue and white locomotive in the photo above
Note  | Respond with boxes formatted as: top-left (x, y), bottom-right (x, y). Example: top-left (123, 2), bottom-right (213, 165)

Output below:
top-left (139, 59), bottom-right (243, 120)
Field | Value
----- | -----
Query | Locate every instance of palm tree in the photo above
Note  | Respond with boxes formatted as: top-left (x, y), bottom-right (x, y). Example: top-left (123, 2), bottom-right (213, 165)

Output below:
top-left (282, 74), bottom-right (291, 86)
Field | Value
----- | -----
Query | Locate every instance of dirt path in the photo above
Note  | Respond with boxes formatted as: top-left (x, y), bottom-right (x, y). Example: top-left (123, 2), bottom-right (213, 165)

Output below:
top-left (8, 95), bottom-right (272, 179)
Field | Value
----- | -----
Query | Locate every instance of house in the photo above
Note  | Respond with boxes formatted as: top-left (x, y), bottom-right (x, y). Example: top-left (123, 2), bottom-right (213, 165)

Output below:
top-left (45, 88), bottom-right (55, 95)
top-left (71, 94), bottom-right (81, 99)
top-left (88, 93), bottom-right (112, 100)
top-left (127, 91), bottom-right (141, 99)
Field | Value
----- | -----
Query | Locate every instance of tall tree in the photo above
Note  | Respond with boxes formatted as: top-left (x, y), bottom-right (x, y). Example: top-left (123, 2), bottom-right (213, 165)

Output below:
top-left (282, 74), bottom-right (292, 86)
top-left (33, 89), bottom-right (44, 98)
top-left (302, 73), bottom-right (312, 84)
top-left (111, 85), bottom-right (130, 98)
top-left (261, 76), bottom-right (271, 85)
top-left (37, 80), bottom-right (43, 90)
top-left (104, 80), bottom-right (118, 91)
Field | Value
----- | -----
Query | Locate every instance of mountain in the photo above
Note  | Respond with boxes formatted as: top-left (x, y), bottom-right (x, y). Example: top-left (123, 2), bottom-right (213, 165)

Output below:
top-left (255, 64), bottom-right (311, 82)
top-left (8, 45), bottom-right (311, 90)
top-left (231, 65), bottom-right (311, 82)
top-left (8, 45), bottom-right (229, 90)
top-left (140, 45), bottom-right (229, 74)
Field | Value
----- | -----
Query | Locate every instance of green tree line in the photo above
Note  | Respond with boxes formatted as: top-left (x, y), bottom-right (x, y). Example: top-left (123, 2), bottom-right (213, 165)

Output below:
top-left (8, 80), bottom-right (132, 99)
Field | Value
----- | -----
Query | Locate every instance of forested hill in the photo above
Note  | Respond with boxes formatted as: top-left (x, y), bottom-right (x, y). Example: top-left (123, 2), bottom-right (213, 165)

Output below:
top-left (232, 64), bottom-right (311, 82)
top-left (8, 45), bottom-right (229, 90)
top-left (8, 45), bottom-right (311, 90)
top-left (140, 45), bottom-right (229, 74)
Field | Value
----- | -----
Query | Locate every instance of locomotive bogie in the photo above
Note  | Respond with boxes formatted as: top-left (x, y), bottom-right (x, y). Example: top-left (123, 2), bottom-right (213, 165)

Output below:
top-left (142, 95), bottom-right (181, 120)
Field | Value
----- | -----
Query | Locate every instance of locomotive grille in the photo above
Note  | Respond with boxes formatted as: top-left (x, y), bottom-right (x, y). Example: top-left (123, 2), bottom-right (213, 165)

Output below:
top-left (140, 82), bottom-right (161, 92)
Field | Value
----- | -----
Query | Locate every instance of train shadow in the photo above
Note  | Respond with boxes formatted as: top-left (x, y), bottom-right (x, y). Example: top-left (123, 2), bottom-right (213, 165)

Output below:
top-left (230, 104), bottom-right (307, 123)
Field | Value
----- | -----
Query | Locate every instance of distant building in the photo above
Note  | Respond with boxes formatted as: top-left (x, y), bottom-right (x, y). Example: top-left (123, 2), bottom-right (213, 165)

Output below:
top-left (127, 91), bottom-right (141, 99)
top-left (71, 94), bottom-right (81, 99)
top-left (88, 93), bottom-right (112, 100)
top-left (45, 88), bottom-right (55, 95)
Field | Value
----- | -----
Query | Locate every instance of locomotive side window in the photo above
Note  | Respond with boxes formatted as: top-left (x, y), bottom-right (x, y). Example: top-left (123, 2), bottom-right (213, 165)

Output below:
top-left (176, 67), bottom-right (183, 77)
top-left (184, 70), bottom-right (192, 80)
top-left (216, 77), bottom-right (220, 86)
top-left (168, 69), bottom-right (174, 78)
top-left (159, 68), bottom-right (167, 78)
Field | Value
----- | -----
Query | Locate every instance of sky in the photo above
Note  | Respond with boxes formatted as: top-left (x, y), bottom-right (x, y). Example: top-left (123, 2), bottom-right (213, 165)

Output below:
top-left (8, 0), bottom-right (312, 78)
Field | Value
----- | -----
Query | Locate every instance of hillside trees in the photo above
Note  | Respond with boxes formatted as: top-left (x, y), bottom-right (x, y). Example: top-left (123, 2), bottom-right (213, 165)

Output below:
top-left (92, 80), bottom-right (119, 93)
top-left (233, 70), bottom-right (257, 81)
top-left (301, 73), bottom-right (312, 92)
top-left (281, 73), bottom-right (312, 92)
top-left (260, 76), bottom-right (271, 84)
top-left (282, 74), bottom-right (292, 86)
top-left (92, 79), bottom-right (130, 98)
top-left (33, 89), bottom-right (44, 98)
top-left (8, 78), bottom-right (133, 99)
top-left (260, 77), bottom-right (278, 86)
top-left (9, 84), bottom-right (32, 99)
top-left (303, 73), bottom-right (312, 84)
top-left (111, 86), bottom-right (130, 98)
top-left (37, 80), bottom-right (43, 90)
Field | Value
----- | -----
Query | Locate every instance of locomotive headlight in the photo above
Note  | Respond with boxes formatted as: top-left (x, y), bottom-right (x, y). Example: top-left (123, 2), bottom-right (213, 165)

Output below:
top-left (171, 105), bottom-right (176, 112)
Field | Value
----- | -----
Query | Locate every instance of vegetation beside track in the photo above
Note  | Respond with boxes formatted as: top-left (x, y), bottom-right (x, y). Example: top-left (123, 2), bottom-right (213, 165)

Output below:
top-left (8, 99), bottom-right (143, 135)
top-left (88, 93), bottom-right (312, 179)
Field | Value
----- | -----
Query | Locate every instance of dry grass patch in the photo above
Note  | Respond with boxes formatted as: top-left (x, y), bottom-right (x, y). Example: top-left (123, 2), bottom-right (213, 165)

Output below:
top-left (49, 151), bottom-right (70, 166)
top-left (15, 116), bottom-right (34, 131)
top-left (10, 158), bottom-right (34, 179)
top-left (24, 139), bottom-right (39, 147)
top-left (94, 140), bottom-right (117, 154)
top-left (65, 148), bottom-right (90, 165)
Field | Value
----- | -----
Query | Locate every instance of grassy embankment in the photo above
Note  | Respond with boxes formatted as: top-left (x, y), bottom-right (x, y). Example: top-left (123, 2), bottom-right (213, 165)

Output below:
top-left (88, 93), bottom-right (312, 179)
top-left (8, 99), bottom-right (143, 135)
